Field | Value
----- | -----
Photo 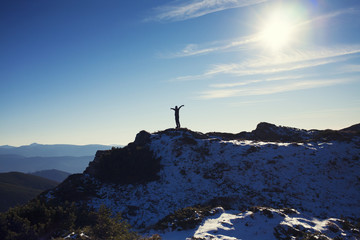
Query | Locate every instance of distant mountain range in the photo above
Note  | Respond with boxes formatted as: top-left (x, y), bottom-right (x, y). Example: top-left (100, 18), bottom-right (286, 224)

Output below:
top-left (0, 154), bottom-right (95, 174)
top-left (30, 169), bottom-right (71, 182)
top-left (0, 143), bottom-right (114, 174)
top-left (0, 143), bottom-right (113, 157)
top-left (0, 172), bottom-right (58, 212)
top-left (0, 144), bottom-right (114, 213)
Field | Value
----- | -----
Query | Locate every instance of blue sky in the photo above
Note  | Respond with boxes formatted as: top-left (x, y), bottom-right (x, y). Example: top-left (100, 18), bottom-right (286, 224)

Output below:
top-left (1, 0), bottom-right (360, 146)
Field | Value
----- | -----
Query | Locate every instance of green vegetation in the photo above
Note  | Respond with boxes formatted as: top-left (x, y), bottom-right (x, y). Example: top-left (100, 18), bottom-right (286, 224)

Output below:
top-left (154, 205), bottom-right (215, 231)
top-left (0, 199), bottom-right (78, 239)
top-left (81, 205), bottom-right (137, 240)
top-left (0, 198), bottom-right (158, 240)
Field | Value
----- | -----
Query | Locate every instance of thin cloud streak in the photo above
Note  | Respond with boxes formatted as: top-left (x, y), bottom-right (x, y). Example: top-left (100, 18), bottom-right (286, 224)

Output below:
top-left (244, 46), bottom-right (360, 68)
top-left (228, 98), bottom-right (281, 106)
top-left (164, 8), bottom-right (358, 58)
top-left (339, 64), bottom-right (360, 73)
top-left (167, 35), bottom-right (259, 58)
top-left (296, 8), bottom-right (358, 28)
top-left (206, 58), bottom-right (340, 76)
top-left (174, 58), bottom-right (338, 81)
top-left (149, 0), bottom-right (268, 22)
top-left (199, 78), bottom-right (355, 99)
top-left (211, 75), bottom-right (305, 88)
top-left (173, 45), bottom-right (360, 81)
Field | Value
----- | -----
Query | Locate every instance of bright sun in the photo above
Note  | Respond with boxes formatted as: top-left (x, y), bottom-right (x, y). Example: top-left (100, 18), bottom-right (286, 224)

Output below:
top-left (259, 12), bottom-right (294, 51)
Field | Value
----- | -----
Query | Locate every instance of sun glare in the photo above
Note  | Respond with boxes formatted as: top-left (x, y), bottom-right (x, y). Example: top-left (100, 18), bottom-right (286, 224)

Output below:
top-left (259, 10), bottom-right (295, 51)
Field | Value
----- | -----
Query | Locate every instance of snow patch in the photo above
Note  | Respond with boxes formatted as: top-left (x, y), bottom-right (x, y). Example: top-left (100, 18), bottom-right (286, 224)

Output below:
top-left (160, 207), bottom-right (359, 240)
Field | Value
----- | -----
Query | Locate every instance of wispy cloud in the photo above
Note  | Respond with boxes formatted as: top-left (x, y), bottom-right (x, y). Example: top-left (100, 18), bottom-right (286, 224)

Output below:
top-left (210, 75), bottom-right (306, 88)
top-left (199, 78), bottom-right (356, 99)
top-left (244, 46), bottom-right (360, 68)
top-left (297, 8), bottom-right (358, 27)
top-left (164, 35), bottom-right (259, 58)
top-left (163, 8), bottom-right (358, 58)
top-left (206, 58), bottom-right (340, 76)
top-left (339, 64), bottom-right (360, 73)
top-left (153, 2), bottom-right (360, 100)
top-left (173, 45), bottom-right (360, 81)
top-left (191, 45), bottom-right (360, 100)
top-left (228, 98), bottom-right (281, 106)
top-left (149, 0), bottom-right (268, 22)
top-left (171, 59), bottom-right (334, 82)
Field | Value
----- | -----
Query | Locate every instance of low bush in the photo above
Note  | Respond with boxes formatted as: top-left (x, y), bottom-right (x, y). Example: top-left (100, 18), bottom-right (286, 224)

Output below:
top-left (87, 145), bottom-right (162, 185)
top-left (0, 199), bottom-right (151, 240)
top-left (154, 205), bottom-right (214, 231)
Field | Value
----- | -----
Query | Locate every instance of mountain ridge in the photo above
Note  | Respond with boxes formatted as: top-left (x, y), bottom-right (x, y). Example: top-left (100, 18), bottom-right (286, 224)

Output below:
top-left (41, 122), bottom-right (360, 239)
top-left (0, 155), bottom-right (95, 174)
top-left (30, 169), bottom-right (71, 183)
top-left (0, 143), bottom-right (113, 157)
top-left (206, 122), bottom-right (360, 142)
top-left (1, 122), bottom-right (357, 239)
top-left (0, 143), bottom-right (116, 174)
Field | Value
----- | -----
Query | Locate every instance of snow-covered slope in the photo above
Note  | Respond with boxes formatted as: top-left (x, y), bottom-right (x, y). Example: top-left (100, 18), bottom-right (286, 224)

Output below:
top-left (161, 207), bottom-right (359, 240)
top-left (46, 123), bottom-right (360, 239)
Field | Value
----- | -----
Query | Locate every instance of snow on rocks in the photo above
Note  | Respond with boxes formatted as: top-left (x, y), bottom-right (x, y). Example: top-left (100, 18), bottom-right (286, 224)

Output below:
top-left (161, 207), bottom-right (359, 240)
top-left (83, 128), bottom-right (360, 233)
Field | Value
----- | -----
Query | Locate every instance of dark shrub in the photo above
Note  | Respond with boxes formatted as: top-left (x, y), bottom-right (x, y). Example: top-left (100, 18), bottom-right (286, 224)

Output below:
top-left (86, 145), bottom-right (162, 185)
top-left (154, 205), bottom-right (213, 231)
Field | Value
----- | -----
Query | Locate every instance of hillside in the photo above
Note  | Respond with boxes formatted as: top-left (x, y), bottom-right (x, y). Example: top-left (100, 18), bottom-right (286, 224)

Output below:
top-left (39, 122), bottom-right (360, 239)
top-left (30, 169), bottom-right (71, 182)
top-left (1, 122), bottom-right (359, 239)
top-left (0, 172), bottom-right (58, 212)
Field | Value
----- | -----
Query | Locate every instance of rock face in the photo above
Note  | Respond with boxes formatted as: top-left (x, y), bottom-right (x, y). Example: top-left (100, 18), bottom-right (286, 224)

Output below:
top-left (84, 130), bottom-right (161, 184)
top-left (209, 122), bottom-right (360, 142)
top-left (183, 206), bottom-right (359, 240)
top-left (133, 130), bottom-right (151, 146)
top-left (45, 123), bottom-right (360, 236)
top-left (250, 122), bottom-right (315, 142)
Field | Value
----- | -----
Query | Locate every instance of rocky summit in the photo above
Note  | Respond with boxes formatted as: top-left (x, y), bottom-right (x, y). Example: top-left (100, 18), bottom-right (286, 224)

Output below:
top-left (44, 122), bottom-right (360, 239)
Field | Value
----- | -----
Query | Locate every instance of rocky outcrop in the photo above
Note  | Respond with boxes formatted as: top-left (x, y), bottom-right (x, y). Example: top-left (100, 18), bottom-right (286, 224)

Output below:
top-left (249, 122), bottom-right (316, 142)
top-left (44, 123), bottom-right (360, 235)
top-left (208, 122), bottom-right (360, 142)
top-left (133, 130), bottom-right (151, 146)
top-left (84, 130), bottom-right (161, 184)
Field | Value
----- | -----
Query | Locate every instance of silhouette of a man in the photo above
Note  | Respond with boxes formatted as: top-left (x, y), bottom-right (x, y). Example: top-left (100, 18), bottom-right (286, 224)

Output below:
top-left (171, 105), bottom-right (184, 129)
